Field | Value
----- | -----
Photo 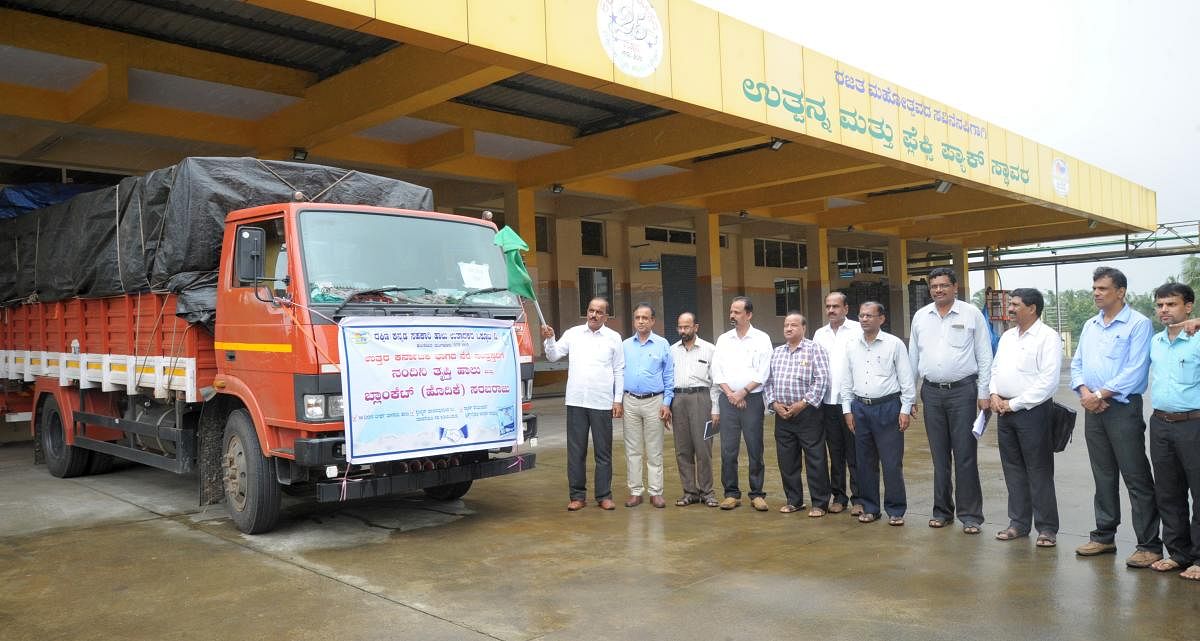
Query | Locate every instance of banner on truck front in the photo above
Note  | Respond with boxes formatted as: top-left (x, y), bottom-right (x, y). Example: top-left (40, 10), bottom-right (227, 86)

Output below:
top-left (338, 316), bottom-right (521, 465)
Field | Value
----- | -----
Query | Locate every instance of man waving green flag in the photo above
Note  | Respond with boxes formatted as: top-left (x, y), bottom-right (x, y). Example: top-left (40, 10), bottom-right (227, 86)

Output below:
top-left (493, 225), bottom-right (546, 324)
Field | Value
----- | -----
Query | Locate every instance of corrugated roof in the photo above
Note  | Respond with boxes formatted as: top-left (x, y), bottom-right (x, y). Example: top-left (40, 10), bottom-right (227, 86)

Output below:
top-left (453, 74), bottom-right (673, 137)
top-left (0, 0), bottom-right (396, 79)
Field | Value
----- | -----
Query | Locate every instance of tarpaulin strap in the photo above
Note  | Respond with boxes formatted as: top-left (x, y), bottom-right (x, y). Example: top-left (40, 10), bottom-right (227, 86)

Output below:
top-left (309, 172), bottom-right (355, 202)
top-left (114, 181), bottom-right (125, 294)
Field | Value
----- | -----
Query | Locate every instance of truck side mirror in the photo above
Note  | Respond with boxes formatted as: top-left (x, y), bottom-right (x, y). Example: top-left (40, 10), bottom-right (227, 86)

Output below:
top-left (235, 227), bottom-right (266, 284)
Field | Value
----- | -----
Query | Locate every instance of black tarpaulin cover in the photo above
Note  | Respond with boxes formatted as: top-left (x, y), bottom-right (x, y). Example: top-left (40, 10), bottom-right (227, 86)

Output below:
top-left (0, 157), bottom-right (434, 321)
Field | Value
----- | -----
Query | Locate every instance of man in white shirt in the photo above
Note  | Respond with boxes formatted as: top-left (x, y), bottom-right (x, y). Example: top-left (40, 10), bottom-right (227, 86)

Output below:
top-left (669, 312), bottom-right (721, 507)
top-left (542, 297), bottom-right (625, 512)
top-left (989, 288), bottom-right (1063, 547)
top-left (711, 296), bottom-right (775, 511)
top-left (812, 291), bottom-right (862, 515)
top-left (909, 267), bottom-right (993, 534)
top-left (842, 301), bottom-right (916, 526)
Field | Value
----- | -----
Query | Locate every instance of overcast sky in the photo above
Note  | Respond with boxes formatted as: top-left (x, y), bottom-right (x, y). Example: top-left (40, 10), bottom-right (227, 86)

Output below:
top-left (694, 0), bottom-right (1197, 296)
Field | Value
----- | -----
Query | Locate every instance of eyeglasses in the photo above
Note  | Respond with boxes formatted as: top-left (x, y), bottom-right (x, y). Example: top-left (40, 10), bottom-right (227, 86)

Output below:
top-left (929, 283), bottom-right (955, 290)
top-left (858, 313), bottom-right (881, 319)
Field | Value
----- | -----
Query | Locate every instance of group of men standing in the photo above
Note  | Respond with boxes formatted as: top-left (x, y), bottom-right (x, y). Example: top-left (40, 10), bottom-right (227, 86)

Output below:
top-left (538, 265), bottom-right (1200, 583)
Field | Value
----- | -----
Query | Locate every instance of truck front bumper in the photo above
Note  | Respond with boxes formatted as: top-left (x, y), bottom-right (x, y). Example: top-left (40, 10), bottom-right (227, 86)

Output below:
top-left (314, 452), bottom-right (536, 502)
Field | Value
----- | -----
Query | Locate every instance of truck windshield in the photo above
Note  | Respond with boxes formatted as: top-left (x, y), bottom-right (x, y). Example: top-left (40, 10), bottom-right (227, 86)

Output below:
top-left (298, 210), bottom-right (519, 308)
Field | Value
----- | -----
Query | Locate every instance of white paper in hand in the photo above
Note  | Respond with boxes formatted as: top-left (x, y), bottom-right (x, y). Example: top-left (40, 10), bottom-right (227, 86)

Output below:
top-left (972, 410), bottom-right (990, 440)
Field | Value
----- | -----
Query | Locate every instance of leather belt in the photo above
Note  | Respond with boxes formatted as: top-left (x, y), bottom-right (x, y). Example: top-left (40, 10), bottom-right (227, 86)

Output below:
top-left (1152, 409), bottom-right (1200, 423)
top-left (673, 386), bottom-right (708, 394)
top-left (928, 375), bottom-right (977, 390)
top-left (855, 392), bottom-right (900, 405)
top-left (626, 391), bottom-right (663, 400)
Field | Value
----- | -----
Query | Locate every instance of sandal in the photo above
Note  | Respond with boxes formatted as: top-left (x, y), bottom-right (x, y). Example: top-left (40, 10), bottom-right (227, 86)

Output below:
top-left (674, 495), bottom-right (700, 507)
top-left (928, 518), bottom-right (948, 529)
top-left (962, 525), bottom-right (981, 535)
top-left (889, 516), bottom-right (905, 526)
top-left (808, 507), bottom-right (826, 518)
top-left (1181, 564), bottom-right (1200, 581)
top-left (703, 497), bottom-right (720, 508)
top-left (779, 504), bottom-right (803, 513)
top-left (1150, 558), bottom-right (1181, 572)
top-left (995, 527), bottom-right (1022, 541)
top-left (1036, 533), bottom-right (1057, 548)
top-left (858, 513), bottom-right (878, 523)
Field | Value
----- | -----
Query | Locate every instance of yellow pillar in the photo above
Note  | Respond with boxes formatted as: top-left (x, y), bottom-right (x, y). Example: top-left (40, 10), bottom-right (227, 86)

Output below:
top-left (953, 245), bottom-right (971, 301)
top-left (804, 226), bottom-right (831, 328)
top-left (887, 238), bottom-right (910, 340)
top-left (695, 212), bottom-right (725, 343)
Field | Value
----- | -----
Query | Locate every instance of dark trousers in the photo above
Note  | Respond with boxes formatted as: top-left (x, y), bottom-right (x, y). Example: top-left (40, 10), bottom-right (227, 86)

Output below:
top-left (719, 393), bottom-right (766, 499)
top-left (673, 390), bottom-right (715, 500)
top-left (566, 405), bottom-right (613, 501)
top-left (774, 405), bottom-right (830, 508)
top-left (997, 401), bottom-right (1059, 536)
top-left (822, 403), bottom-right (858, 505)
top-left (1083, 394), bottom-right (1161, 551)
top-left (852, 398), bottom-right (906, 518)
top-left (1149, 415), bottom-right (1200, 565)
top-left (921, 382), bottom-right (984, 527)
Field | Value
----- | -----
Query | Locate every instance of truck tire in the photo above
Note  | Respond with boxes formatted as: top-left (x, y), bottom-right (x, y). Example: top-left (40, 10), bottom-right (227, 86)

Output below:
top-left (424, 480), bottom-right (472, 501)
top-left (87, 453), bottom-right (116, 475)
top-left (40, 396), bottom-right (91, 478)
top-left (222, 410), bottom-right (281, 534)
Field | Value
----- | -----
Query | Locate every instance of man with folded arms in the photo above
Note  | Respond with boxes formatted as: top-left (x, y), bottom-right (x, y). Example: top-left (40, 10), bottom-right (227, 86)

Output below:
top-left (842, 302), bottom-right (915, 526)
top-left (712, 296), bottom-right (774, 511)
top-left (764, 313), bottom-right (831, 516)
top-left (1147, 283), bottom-right (1200, 581)
top-left (989, 288), bottom-right (1063, 547)
top-left (669, 312), bottom-right (721, 508)
top-left (1070, 266), bottom-right (1162, 567)
top-left (621, 303), bottom-right (674, 509)
top-left (542, 297), bottom-right (624, 512)
top-left (909, 267), bottom-right (992, 535)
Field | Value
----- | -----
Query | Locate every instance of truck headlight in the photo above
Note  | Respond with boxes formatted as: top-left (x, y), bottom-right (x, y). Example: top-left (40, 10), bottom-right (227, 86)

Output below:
top-left (303, 394), bottom-right (326, 419)
top-left (327, 394), bottom-right (344, 419)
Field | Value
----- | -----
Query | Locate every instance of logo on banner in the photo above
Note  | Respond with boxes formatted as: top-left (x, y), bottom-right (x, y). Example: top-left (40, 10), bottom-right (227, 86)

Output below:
top-left (1052, 157), bottom-right (1070, 197)
top-left (597, 0), bottom-right (663, 78)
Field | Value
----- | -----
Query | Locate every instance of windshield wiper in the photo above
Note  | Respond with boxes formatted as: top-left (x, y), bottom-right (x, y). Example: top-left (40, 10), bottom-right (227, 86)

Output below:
top-left (330, 286), bottom-right (434, 317)
top-left (457, 287), bottom-right (511, 302)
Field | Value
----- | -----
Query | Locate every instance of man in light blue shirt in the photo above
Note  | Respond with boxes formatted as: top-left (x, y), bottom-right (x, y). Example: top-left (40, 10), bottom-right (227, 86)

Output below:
top-left (1147, 282), bottom-right (1200, 581)
top-left (1069, 266), bottom-right (1161, 567)
top-left (622, 303), bottom-right (675, 508)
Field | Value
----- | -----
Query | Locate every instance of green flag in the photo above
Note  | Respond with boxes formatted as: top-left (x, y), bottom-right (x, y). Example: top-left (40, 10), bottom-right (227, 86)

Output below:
top-left (493, 226), bottom-right (537, 301)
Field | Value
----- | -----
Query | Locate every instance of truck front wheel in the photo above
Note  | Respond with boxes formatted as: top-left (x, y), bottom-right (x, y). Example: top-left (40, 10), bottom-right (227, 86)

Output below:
top-left (40, 396), bottom-right (91, 478)
top-left (222, 410), bottom-right (281, 534)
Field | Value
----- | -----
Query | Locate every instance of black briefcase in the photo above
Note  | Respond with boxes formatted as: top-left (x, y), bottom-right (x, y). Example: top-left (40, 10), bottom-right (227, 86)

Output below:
top-left (1050, 402), bottom-right (1077, 453)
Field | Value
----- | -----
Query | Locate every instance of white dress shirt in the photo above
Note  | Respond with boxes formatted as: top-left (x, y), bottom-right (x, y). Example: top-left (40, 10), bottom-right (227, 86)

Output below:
top-left (841, 331), bottom-right (916, 414)
top-left (813, 319), bottom-right (862, 405)
top-left (671, 337), bottom-right (721, 415)
top-left (909, 299), bottom-right (993, 399)
top-left (544, 324), bottom-right (624, 410)
top-left (711, 324), bottom-right (773, 393)
top-left (989, 319), bottom-right (1063, 411)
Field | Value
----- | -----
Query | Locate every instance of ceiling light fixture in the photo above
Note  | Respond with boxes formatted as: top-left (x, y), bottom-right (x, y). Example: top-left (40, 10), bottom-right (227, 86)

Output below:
top-left (550, 183), bottom-right (564, 194)
top-left (1087, 219), bottom-right (1098, 229)
top-left (291, 148), bottom-right (308, 161)
top-left (769, 137), bottom-right (786, 151)
top-left (935, 180), bottom-right (952, 194)
top-left (738, 210), bottom-right (749, 219)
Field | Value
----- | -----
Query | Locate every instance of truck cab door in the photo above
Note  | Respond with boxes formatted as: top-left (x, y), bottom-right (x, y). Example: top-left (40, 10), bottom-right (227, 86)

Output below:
top-left (217, 216), bottom-right (297, 389)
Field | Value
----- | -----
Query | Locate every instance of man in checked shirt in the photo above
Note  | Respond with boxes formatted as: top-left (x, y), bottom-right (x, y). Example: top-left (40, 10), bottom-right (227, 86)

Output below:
top-left (763, 313), bottom-right (831, 516)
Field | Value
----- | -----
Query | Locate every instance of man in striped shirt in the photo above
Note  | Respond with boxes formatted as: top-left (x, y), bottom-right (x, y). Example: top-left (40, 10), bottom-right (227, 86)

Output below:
top-left (764, 313), bottom-right (831, 516)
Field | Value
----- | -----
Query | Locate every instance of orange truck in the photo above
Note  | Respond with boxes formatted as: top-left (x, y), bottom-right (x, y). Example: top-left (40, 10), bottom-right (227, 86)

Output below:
top-left (0, 158), bottom-right (537, 533)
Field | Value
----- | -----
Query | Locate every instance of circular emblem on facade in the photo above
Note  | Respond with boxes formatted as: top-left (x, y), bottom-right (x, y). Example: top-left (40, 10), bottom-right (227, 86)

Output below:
top-left (1052, 157), bottom-right (1070, 197)
top-left (597, 0), bottom-right (664, 78)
